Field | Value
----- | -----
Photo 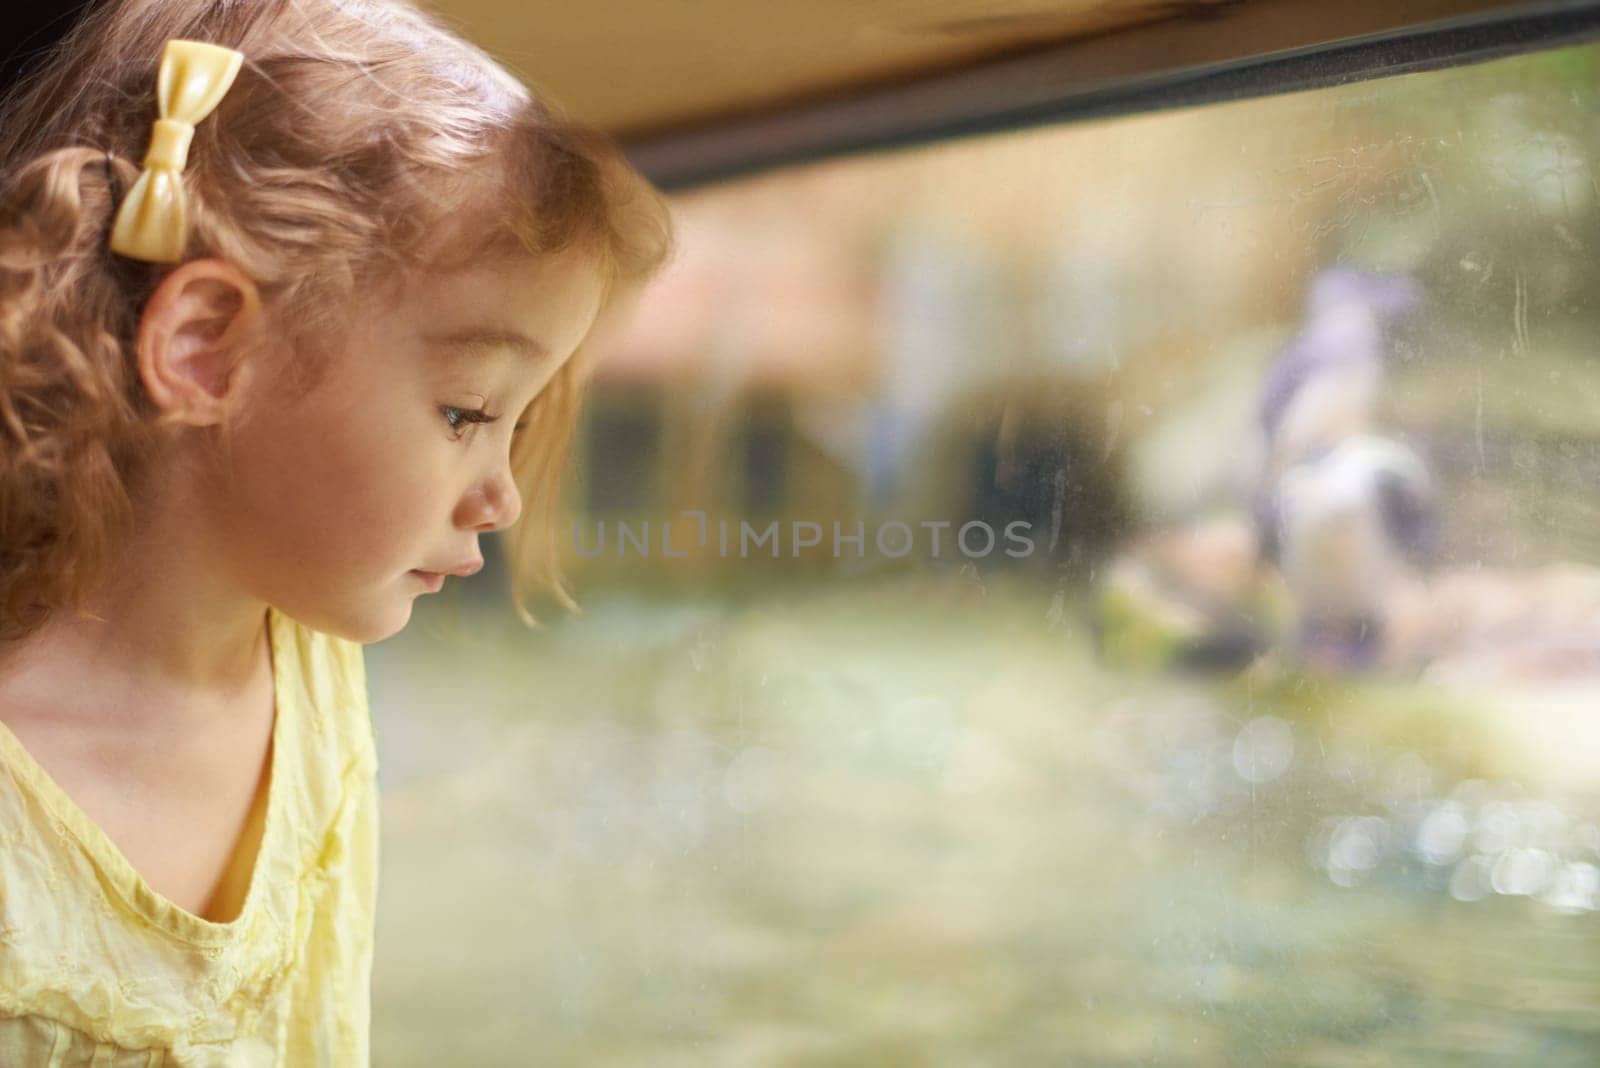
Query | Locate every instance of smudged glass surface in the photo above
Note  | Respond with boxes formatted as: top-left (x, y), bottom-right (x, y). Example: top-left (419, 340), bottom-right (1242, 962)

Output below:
top-left (372, 42), bottom-right (1600, 1065)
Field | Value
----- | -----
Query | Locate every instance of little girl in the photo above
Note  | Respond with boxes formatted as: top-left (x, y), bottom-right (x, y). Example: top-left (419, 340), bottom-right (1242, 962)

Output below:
top-left (0, 0), bottom-right (672, 1063)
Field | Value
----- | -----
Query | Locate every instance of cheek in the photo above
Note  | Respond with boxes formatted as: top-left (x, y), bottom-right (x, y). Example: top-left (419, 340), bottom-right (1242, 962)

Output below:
top-left (222, 401), bottom-right (439, 559)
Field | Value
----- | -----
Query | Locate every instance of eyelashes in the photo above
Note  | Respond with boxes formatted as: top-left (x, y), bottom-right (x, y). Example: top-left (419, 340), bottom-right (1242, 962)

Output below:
top-left (440, 404), bottom-right (496, 438)
top-left (440, 405), bottom-right (533, 441)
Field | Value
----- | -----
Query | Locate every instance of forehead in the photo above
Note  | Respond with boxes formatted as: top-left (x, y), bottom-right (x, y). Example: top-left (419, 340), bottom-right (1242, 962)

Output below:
top-left (389, 246), bottom-right (609, 357)
top-left (409, 244), bottom-right (603, 306)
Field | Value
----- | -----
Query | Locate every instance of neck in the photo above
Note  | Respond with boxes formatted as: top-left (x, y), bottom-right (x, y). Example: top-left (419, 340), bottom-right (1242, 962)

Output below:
top-left (0, 465), bottom-right (269, 732)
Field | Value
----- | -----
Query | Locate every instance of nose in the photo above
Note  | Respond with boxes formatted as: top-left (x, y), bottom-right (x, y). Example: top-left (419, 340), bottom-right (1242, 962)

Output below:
top-left (457, 464), bottom-right (523, 533)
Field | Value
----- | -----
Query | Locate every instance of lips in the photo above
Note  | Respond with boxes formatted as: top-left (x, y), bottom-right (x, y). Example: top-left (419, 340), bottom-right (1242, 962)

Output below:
top-left (410, 555), bottom-right (483, 594)
top-left (410, 570), bottom-right (445, 593)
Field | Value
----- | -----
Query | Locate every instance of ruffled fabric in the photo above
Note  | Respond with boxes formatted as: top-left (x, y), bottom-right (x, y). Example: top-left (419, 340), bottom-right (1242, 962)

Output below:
top-left (0, 606), bottom-right (379, 1066)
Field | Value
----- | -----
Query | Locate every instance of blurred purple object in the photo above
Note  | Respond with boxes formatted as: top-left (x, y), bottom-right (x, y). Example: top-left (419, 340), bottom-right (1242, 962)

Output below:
top-left (1258, 267), bottom-right (1421, 448)
top-left (1254, 267), bottom-right (1425, 566)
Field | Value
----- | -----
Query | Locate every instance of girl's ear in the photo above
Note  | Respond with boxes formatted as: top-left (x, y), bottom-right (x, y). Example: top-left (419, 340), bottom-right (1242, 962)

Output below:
top-left (136, 258), bottom-right (266, 428)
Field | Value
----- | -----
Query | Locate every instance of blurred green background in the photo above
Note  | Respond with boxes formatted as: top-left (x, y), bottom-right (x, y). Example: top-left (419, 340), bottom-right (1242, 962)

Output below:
top-left (369, 42), bottom-right (1600, 1066)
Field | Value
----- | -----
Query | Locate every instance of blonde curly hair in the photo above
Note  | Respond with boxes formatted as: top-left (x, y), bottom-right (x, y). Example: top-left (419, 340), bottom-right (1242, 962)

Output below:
top-left (0, 0), bottom-right (674, 642)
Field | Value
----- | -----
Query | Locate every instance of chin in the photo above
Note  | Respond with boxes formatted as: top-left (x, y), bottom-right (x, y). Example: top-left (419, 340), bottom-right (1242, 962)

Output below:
top-left (285, 592), bottom-right (415, 645)
top-left (362, 599), bottom-right (418, 645)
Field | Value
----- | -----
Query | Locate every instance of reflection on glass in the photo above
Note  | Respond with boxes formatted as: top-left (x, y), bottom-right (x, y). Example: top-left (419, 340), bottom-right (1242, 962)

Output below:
top-left (373, 42), bottom-right (1600, 1065)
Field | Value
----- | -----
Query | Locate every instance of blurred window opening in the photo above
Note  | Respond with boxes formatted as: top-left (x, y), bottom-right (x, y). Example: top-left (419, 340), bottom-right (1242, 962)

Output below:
top-left (582, 385), bottom-right (663, 516)
top-left (737, 392), bottom-right (792, 519)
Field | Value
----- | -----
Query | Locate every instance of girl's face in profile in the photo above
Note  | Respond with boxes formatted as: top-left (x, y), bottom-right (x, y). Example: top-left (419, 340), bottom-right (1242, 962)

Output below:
top-left (215, 245), bottom-right (607, 643)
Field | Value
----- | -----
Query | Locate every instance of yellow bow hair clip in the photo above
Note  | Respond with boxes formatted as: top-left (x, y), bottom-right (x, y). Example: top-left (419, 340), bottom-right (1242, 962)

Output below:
top-left (109, 39), bottom-right (244, 264)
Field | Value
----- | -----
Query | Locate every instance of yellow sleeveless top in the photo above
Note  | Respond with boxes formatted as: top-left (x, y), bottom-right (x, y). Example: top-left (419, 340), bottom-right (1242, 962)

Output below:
top-left (0, 606), bottom-right (379, 1066)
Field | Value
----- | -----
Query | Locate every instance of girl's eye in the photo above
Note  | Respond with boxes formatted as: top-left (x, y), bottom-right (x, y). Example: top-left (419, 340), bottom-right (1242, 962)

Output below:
top-left (440, 404), bottom-right (499, 440)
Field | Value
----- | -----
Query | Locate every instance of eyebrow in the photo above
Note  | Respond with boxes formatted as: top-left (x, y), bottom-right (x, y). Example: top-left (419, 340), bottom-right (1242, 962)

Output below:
top-left (425, 328), bottom-right (550, 364)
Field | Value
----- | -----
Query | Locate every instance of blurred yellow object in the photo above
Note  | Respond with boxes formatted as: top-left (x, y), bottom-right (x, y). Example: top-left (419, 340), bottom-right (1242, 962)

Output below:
top-left (1094, 512), bottom-right (1291, 673)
